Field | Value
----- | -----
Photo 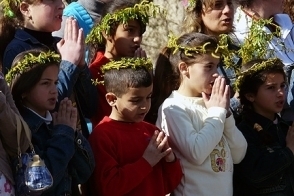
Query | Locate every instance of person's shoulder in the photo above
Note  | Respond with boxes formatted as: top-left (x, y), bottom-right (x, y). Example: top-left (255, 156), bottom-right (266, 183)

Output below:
top-left (5, 29), bottom-right (34, 52)
top-left (161, 91), bottom-right (181, 106)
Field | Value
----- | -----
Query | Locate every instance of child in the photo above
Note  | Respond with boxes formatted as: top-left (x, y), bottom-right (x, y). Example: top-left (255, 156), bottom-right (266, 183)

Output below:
top-left (86, 0), bottom-right (160, 128)
top-left (233, 58), bottom-right (294, 195)
top-left (6, 49), bottom-right (95, 195)
top-left (88, 58), bottom-right (182, 196)
top-left (177, 0), bottom-right (241, 123)
top-left (0, 72), bottom-right (30, 196)
top-left (155, 32), bottom-right (247, 196)
top-left (0, 0), bottom-right (97, 138)
top-left (233, 0), bottom-right (294, 120)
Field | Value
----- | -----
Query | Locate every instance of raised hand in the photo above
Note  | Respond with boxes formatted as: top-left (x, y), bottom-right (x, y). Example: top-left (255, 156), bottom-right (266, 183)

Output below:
top-left (134, 47), bottom-right (147, 58)
top-left (52, 98), bottom-right (77, 130)
top-left (202, 76), bottom-right (230, 110)
top-left (162, 135), bottom-right (176, 162)
top-left (57, 17), bottom-right (85, 68)
top-left (143, 130), bottom-right (172, 167)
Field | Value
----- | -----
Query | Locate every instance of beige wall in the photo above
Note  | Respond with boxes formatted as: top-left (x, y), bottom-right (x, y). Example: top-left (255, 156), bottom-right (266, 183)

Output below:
top-left (142, 0), bottom-right (185, 65)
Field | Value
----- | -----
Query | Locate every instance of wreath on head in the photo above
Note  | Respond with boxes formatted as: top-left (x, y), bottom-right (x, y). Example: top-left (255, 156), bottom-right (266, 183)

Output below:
top-left (92, 57), bottom-right (153, 85)
top-left (5, 51), bottom-right (61, 85)
top-left (85, 0), bottom-right (162, 44)
top-left (234, 58), bottom-right (284, 92)
top-left (166, 33), bottom-right (240, 71)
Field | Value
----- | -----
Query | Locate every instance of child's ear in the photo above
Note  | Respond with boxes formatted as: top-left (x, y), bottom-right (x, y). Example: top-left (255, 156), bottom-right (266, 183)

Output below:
top-left (19, 2), bottom-right (30, 17)
top-left (105, 92), bottom-right (117, 106)
top-left (178, 62), bottom-right (189, 76)
top-left (245, 93), bottom-right (255, 102)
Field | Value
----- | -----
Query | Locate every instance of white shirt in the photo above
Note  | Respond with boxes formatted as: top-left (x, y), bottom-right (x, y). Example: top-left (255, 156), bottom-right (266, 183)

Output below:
top-left (156, 91), bottom-right (247, 196)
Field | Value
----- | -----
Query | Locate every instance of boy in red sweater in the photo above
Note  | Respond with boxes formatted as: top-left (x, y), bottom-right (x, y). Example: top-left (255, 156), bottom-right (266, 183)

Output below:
top-left (88, 58), bottom-right (182, 196)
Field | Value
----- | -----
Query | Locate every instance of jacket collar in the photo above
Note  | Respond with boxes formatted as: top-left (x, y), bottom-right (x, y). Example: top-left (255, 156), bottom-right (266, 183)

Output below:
top-left (14, 29), bottom-right (60, 49)
top-left (15, 29), bottom-right (40, 45)
top-left (243, 110), bottom-right (290, 131)
top-left (21, 107), bottom-right (48, 133)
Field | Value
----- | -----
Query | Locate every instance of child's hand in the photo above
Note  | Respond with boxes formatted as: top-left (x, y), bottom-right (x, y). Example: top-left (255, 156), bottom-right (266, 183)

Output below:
top-left (162, 136), bottom-right (176, 162)
top-left (52, 98), bottom-right (77, 130)
top-left (286, 122), bottom-right (294, 153)
top-left (143, 130), bottom-right (172, 167)
top-left (203, 76), bottom-right (230, 109)
top-left (57, 17), bottom-right (85, 68)
top-left (134, 47), bottom-right (147, 58)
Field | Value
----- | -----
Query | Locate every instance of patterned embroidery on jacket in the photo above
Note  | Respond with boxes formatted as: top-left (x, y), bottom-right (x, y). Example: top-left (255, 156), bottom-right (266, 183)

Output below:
top-left (210, 138), bottom-right (227, 172)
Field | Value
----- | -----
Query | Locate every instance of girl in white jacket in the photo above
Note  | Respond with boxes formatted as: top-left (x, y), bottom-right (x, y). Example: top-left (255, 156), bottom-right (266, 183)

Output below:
top-left (154, 32), bottom-right (247, 196)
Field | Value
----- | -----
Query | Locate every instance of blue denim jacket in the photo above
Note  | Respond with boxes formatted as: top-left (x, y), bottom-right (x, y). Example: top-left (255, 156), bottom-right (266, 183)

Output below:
top-left (3, 29), bottom-right (98, 137)
top-left (21, 107), bottom-right (95, 195)
top-left (3, 29), bottom-right (59, 74)
top-left (234, 111), bottom-right (294, 195)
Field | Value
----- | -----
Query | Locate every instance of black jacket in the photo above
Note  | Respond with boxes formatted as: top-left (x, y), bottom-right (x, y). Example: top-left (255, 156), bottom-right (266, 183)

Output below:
top-left (234, 111), bottom-right (294, 196)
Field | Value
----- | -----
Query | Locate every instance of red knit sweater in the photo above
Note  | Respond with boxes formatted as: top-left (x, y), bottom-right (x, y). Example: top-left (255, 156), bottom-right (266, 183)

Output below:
top-left (88, 116), bottom-right (183, 196)
top-left (89, 52), bottom-right (111, 129)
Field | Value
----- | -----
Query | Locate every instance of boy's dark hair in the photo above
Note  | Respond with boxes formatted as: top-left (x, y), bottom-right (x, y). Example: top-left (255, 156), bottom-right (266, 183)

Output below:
top-left (238, 58), bottom-right (286, 112)
top-left (10, 48), bottom-right (60, 112)
top-left (104, 67), bottom-right (152, 97)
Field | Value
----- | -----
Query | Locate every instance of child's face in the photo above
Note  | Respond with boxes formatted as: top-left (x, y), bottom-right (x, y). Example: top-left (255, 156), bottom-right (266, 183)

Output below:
top-left (23, 0), bottom-right (64, 32)
top-left (181, 53), bottom-right (219, 97)
top-left (107, 20), bottom-right (143, 59)
top-left (22, 65), bottom-right (59, 117)
top-left (110, 85), bottom-right (153, 123)
top-left (250, 73), bottom-right (286, 120)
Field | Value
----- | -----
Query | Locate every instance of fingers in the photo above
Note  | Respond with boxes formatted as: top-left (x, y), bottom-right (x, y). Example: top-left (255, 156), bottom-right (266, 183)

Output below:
top-left (56, 39), bottom-right (65, 52)
top-left (64, 17), bottom-right (79, 41)
top-left (134, 48), bottom-right (147, 58)
top-left (224, 85), bottom-right (230, 110)
top-left (64, 18), bottom-right (68, 40)
top-left (54, 98), bottom-right (77, 130)
top-left (70, 107), bottom-right (78, 129)
top-left (67, 18), bottom-right (73, 40)
top-left (211, 76), bottom-right (221, 96)
top-left (77, 28), bottom-right (84, 45)
top-left (151, 130), bottom-right (159, 145)
top-left (71, 107), bottom-right (78, 122)
top-left (71, 19), bottom-right (78, 41)
top-left (66, 99), bottom-right (72, 120)
top-left (60, 17), bottom-right (85, 67)
top-left (155, 131), bottom-right (165, 145)
top-left (59, 98), bottom-right (67, 118)
top-left (52, 112), bottom-right (57, 125)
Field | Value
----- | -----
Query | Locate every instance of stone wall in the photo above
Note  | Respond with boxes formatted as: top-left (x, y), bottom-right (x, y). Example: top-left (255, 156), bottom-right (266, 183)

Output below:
top-left (142, 0), bottom-right (185, 64)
